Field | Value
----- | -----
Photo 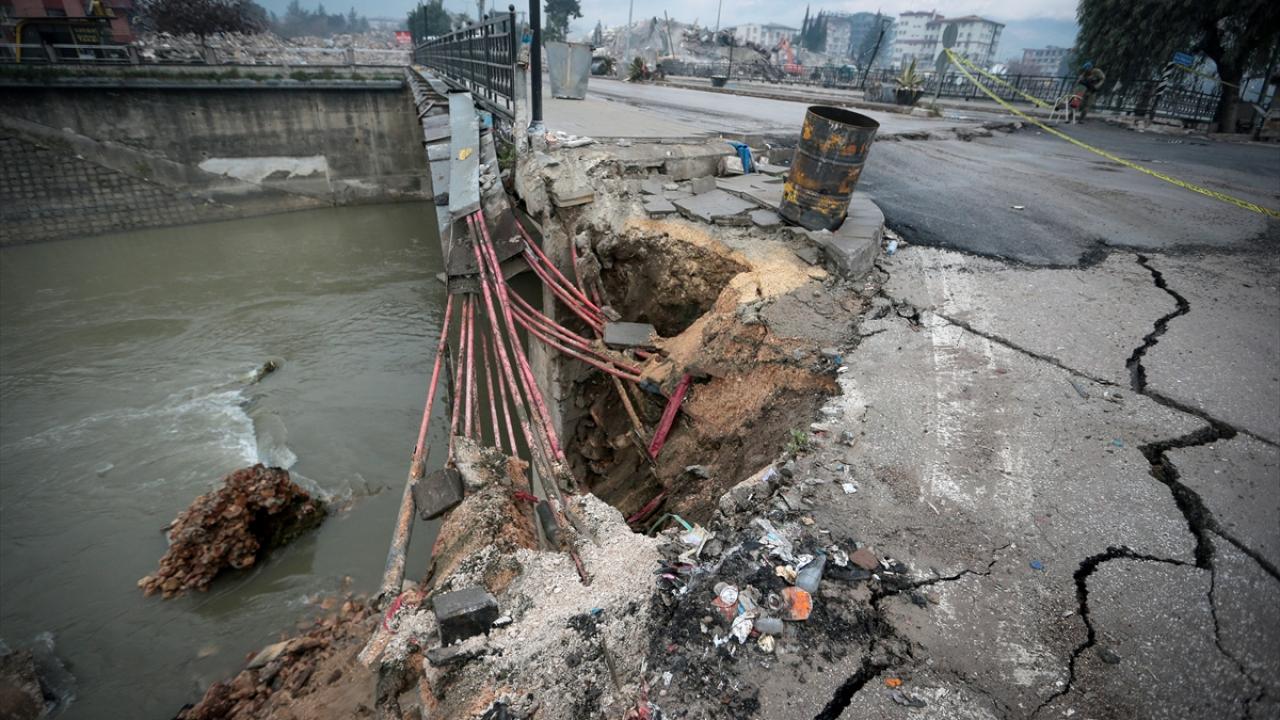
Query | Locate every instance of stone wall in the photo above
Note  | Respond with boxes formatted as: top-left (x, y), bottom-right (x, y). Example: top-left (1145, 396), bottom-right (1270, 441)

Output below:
top-left (0, 83), bottom-right (428, 244)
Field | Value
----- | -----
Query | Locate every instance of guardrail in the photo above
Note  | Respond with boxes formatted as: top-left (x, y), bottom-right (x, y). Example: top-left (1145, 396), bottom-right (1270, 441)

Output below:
top-left (413, 7), bottom-right (519, 122)
top-left (0, 42), bottom-right (410, 66)
top-left (660, 61), bottom-right (1224, 123)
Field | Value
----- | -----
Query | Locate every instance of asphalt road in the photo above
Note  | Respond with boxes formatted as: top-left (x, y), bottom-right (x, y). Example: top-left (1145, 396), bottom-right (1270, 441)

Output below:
top-left (581, 80), bottom-right (1278, 266)
top-left (859, 124), bottom-right (1280, 265)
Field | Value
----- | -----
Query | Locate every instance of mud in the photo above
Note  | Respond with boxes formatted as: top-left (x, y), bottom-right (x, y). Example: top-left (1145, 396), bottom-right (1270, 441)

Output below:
top-left (139, 464), bottom-right (326, 598)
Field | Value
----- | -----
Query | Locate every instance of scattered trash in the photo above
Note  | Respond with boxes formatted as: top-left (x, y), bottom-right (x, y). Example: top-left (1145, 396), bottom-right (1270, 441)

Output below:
top-left (754, 616), bottom-right (784, 635)
top-left (1030, 560), bottom-right (1045, 571)
top-left (730, 615), bottom-right (754, 644)
top-left (715, 583), bottom-right (739, 606)
top-left (886, 239), bottom-right (899, 255)
top-left (884, 677), bottom-right (903, 688)
top-left (757, 634), bottom-right (775, 653)
top-left (781, 587), bottom-right (812, 621)
top-left (1011, 205), bottom-right (1025, 210)
top-left (909, 592), bottom-right (928, 607)
top-left (828, 546), bottom-right (850, 567)
top-left (1111, 438), bottom-right (1124, 448)
top-left (775, 565), bottom-right (798, 584)
top-left (94, 462), bottom-right (114, 477)
top-left (1069, 379), bottom-right (1090, 399)
top-left (546, 130), bottom-right (595, 148)
top-left (841, 482), bottom-right (858, 494)
top-left (795, 551), bottom-right (827, 593)
top-left (890, 689), bottom-right (928, 707)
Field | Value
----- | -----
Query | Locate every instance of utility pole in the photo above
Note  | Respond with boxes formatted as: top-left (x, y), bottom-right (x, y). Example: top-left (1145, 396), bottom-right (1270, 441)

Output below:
top-left (529, 0), bottom-right (543, 132)
top-left (477, 0), bottom-right (485, 23)
top-left (714, 0), bottom-right (722, 33)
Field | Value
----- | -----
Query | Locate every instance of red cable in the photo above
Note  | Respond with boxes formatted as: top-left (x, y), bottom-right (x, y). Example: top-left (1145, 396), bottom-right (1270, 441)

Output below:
top-left (514, 217), bottom-right (602, 314)
top-left (512, 310), bottom-right (643, 382)
top-left (648, 373), bottom-right (692, 459)
top-left (464, 297), bottom-right (476, 440)
top-left (479, 329), bottom-right (502, 452)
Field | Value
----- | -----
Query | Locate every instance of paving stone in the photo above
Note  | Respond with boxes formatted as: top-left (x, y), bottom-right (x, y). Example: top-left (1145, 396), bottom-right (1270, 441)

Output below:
top-left (412, 467), bottom-right (464, 521)
top-left (603, 321), bottom-right (657, 349)
top-left (690, 175), bottom-right (717, 194)
top-left (642, 197), bottom-right (677, 217)
top-left (716, 173), bottom-right (785, 209)
top-left (749, 208), bottom-right (782, 228)
top-left (807, 194), bottom-right (884, 279)
top-left (755, 160), bottom-right (790, 177)
top-left (672, 189), bottom-right (757, 224)
top-left (432, 586), bottom-right (500, 646)
top-left (640, 178), bottom-right (668, 195)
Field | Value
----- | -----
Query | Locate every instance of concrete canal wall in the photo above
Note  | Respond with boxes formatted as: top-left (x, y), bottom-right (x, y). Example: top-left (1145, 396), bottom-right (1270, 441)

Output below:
top-left (0, 81), bottom-right (428, 244)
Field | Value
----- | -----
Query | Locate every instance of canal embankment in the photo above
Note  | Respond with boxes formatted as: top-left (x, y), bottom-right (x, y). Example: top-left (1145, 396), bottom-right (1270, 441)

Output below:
top-left (0, 72), bottom-right (428, 245)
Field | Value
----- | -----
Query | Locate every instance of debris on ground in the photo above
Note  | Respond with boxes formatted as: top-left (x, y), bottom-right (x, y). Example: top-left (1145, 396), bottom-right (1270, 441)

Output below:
top-left (138, 464), bottom-right (326, 598)
top-left (177, 595), bottom-right (376, 720)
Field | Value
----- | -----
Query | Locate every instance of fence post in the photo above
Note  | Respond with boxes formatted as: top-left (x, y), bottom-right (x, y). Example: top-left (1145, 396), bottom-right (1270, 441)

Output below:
top-left (528, 0), bottom-right (543, 132)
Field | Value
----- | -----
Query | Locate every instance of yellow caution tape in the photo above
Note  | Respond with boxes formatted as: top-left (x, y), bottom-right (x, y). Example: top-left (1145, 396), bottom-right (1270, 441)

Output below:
top-left (1171, 62), bottom-right (1239, 89)
top-left (948, 52), bottom-right (1054, 109)
top-left (943, 49), bottom-right (1280, 218)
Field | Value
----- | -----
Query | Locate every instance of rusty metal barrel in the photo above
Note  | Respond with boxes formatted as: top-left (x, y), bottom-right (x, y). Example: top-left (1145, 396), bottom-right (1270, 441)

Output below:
top-left (779, 106), bottom-right (880, 231)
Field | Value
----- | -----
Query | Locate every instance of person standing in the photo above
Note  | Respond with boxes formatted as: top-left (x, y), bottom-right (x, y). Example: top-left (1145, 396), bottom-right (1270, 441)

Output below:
top-left (1075, 61), bottom-right (1107, 120)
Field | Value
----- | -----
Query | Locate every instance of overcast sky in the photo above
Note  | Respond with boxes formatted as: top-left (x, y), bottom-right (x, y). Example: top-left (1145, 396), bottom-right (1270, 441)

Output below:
top-left (266, 0), bottom-right (1080, 59)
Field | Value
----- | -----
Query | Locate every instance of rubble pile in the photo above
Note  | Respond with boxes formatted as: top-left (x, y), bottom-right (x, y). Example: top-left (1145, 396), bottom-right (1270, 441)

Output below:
top-left (178, 595), bottom-right (377, 720)
top-left (132, 31), bottom-right (409, 65)
top-left (138, 464), bottom-right (326, 598)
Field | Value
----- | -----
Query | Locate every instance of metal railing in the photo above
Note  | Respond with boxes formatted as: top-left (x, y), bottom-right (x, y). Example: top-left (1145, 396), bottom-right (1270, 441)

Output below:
top-left (413, 8), bottom-right (519, 121)
top-left (660, 61), bottom-right (1224, 123)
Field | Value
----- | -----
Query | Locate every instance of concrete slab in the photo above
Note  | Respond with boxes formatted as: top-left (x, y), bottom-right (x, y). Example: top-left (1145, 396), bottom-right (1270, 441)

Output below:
top-left (429, 160), bottom-right (449, 206)
top-left (716, 173), bottom-right (786, 209)
top-left (413, 467), bottom-right (464, 521)
top-left (690, 176), bottom-right (716, 194)
top-left (749, 208), bottom-right (781, 228)
top-left (1144, 253), bottom-right (1280, 443)
top-left (882, 247), bottom-right (1176, 386)
top-left (808, 196), bottom-right (883, 279)
top-left (671, 189), bottom-right (756, 224)
top-left (640, 178), bottom-right (668, 195)
top-left (603, 321), bottom-right (657, 349)
top-left (1167, 436), bottom-right (1280, 570)
top-left (447, 92), bottom-right (480, 219)
top-left (1040, 560), bottom-right (1252, 720)
top-left (642, 197), bottom-right (676, 217)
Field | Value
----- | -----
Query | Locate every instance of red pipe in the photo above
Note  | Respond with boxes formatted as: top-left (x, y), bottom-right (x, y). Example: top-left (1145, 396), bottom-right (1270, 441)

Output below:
top-left (488, 325), bottom-right (519, 454)
top-left (625, 490), bottom-right (667, 526)
top-left (448, 297), bottom-right (468, 453)
top-left (648, 373), bottom-right (692, 459)
top-left (413, 294), bottom-right (454, 457)
top-left (464, 297), bottom-right (476, 440)
top-left (523, 254), bottom-right (604, 332)
top-left (509, 300), bottom-right (642, 375)
top-left (476, 214), bottom-right (566, 461)
top-left (515, 217), bottom-right (601, 314)
top-left (512, 309), bottom-right (643, 382)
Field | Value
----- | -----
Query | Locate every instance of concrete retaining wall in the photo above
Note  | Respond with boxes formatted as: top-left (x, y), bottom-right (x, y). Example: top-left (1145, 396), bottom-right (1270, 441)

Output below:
top-left (0, 83), bottom-right (428, 244)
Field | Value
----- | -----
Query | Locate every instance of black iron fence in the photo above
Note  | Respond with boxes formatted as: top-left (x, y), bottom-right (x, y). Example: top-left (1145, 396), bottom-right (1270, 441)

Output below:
top-left (413, 9), bottom-right (519, 122)
top-left (659, 61), bottom-right (1223, 123)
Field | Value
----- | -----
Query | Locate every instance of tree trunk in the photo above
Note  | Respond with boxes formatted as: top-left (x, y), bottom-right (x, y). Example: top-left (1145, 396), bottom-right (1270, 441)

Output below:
top-left (1214, 68), bottom-right (1242, 133)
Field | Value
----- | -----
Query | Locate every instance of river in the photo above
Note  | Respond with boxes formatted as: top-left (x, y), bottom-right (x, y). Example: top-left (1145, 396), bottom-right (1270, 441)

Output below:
top-left (0, 203), bottom-right (448, 718)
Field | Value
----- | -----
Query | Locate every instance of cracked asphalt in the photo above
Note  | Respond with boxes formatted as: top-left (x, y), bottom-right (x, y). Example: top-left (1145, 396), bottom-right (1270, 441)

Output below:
top-left (781, 127), bottom-right (1278, 719)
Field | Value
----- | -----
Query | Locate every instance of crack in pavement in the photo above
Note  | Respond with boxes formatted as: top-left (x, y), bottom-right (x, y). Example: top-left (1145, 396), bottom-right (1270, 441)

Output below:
top-left (812, 548), bottom-right (1011, 720)
top-left (1031, 547), bottom-right (1190, 717)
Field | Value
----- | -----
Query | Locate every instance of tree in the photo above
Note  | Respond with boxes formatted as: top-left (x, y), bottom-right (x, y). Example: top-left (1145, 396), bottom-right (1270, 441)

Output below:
top-left (800, 11), bottom-right (827, 53)
top-left (1077, 0), bottom-right (1280, 131)
top-left (592, 21), bottom-right (603, 47)
top-left (407, 0), bottom-right (452, 42)
top-left (543, 0), bottom-right (582, 43)
top-left (138, 0), bottom-right (267, 36)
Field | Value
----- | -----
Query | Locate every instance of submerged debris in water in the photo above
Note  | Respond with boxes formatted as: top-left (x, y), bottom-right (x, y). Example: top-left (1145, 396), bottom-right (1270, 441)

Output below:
top-left (138, 464), bottom-right (326, 598)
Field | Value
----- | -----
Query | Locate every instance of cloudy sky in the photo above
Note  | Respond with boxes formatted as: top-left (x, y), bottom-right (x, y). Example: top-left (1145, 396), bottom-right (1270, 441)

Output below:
top-left (266, 0), bottom-right (1080, 60)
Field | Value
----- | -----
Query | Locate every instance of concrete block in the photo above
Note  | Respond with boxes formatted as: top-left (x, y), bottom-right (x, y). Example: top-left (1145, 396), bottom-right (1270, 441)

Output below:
top-left (643, 197), bottom-right (677, 217)
top-left (549, 174), bottom-right (595, 207)
top-left (672, 190), bottom-right (757, 224)
top-left (755, 161), bottom-right (789, 177)
top-left (433, 587), bottom-right (500, 645)
top-left (807, 196), bottom-right (884, 280)
top-left (690, 175), bottom-right (717, 194)
top-left (664, 154), bottom-right (722, 181)
top-left (413, 467), bottom-right (464, 520)
top-left (640, 177), bottom-right (668, 195)
top-left (750, 209), bottom-right (782, 228)
top-left (604, 321), bottom-right (657, 349)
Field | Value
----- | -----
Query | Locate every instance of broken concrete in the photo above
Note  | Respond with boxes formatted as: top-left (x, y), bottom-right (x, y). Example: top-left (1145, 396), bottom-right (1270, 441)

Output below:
top-left (672, 189), bottom-right (757, 224)
top-left (412, 467), bottom-right (465, 521)
top-left (432, 587), bottom-right (500, 645)
top-left (1144, 253), bottom-right (1280, 444)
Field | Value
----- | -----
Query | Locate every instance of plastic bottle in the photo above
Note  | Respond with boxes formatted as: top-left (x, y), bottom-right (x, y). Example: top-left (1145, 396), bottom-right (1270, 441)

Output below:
top-left (795, 551), bottom-right (827, 594)
top-left (754, 616), bottom-right (785, 635)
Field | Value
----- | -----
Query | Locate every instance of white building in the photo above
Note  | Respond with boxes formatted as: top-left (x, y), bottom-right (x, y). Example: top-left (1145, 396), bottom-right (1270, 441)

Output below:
top-left (734, 23), bottom-right (798, 48)
top-left (1020, 46), bottom-right (1072, 76)
top-left (925, 15), bottom-right (1004, 69)
top-left (890, 10), bottom-right (942, 69)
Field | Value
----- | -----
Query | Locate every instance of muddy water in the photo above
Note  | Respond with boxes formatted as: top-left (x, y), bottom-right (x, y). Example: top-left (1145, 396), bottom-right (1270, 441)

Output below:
top-left (0, 203), bottom-right (448, 718)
